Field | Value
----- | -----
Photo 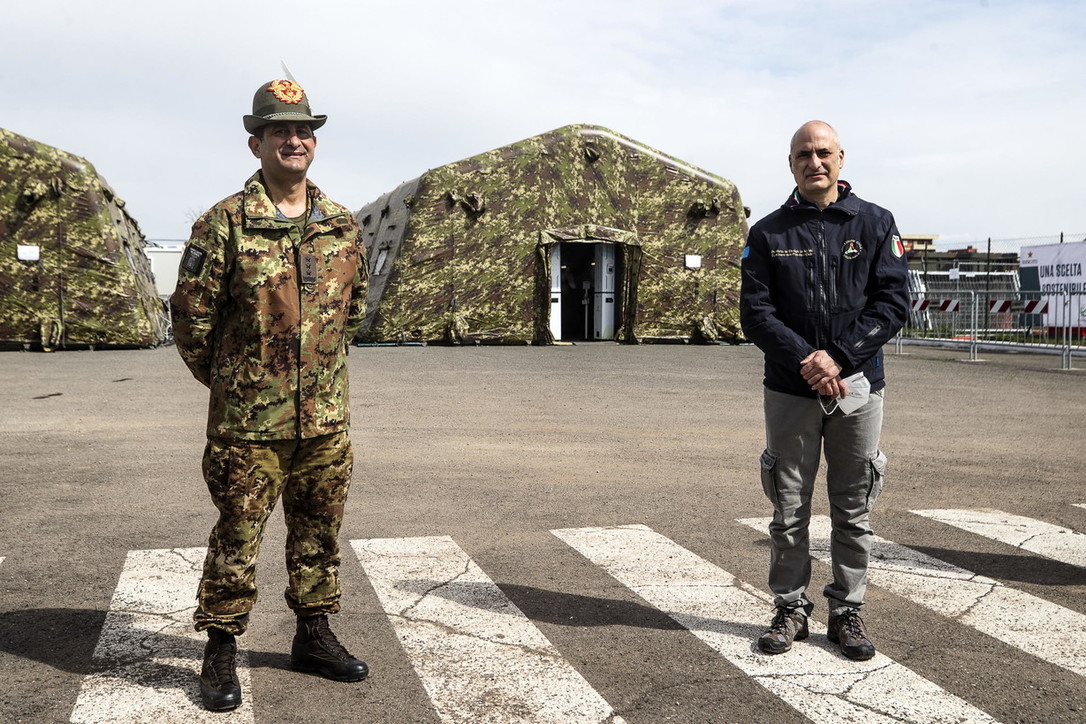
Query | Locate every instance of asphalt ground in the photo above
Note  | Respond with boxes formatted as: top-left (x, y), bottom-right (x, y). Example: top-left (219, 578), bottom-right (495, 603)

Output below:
top-left (1, 342), bottom-right (1084, 723)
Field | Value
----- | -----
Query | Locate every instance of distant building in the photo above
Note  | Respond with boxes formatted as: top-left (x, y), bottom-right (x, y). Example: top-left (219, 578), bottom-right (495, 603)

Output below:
top-left (902, 234), bottom-right (938, 254)
top-left (906, 245), bottom-right (1019, 275)
top-left (144, 241), bottom-right (185, 299)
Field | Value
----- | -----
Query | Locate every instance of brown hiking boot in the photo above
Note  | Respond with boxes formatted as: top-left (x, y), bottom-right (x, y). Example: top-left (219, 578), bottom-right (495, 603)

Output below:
top-left (291, 614), bottom-right (369, 682)
top-left (199, 628), bottom-right (241, 711)
top-left (828, 609), bottom-right (876, 661)
top-left (757, 607), bottom-right (809, 654)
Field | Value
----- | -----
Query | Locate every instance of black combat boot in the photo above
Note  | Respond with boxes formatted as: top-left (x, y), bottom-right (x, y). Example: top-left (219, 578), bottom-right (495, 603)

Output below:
top-left (199, 628), bottom-right (242, 711)
top-left (291, 614), bottom-right (369, 682)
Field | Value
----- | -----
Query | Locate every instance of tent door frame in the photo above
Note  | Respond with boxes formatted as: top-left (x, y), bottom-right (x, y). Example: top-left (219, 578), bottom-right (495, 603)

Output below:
top-left (535, 225), bottom-right (641, 345)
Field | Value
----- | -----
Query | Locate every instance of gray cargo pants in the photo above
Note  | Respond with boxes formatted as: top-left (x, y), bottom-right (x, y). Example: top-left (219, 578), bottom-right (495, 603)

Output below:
top-left (759, 387), bottom-right (886, 617)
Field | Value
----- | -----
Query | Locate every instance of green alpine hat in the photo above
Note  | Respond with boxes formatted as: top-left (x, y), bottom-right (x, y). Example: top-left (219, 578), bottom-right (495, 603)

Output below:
top-left (243, 79), bottom-right (327, 134)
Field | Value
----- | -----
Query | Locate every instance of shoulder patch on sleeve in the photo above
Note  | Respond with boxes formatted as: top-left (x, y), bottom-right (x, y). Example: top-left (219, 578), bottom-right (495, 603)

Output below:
top-left (891, 235), bottom-right (904, 258)
top-left (180, 244), bottom-right (208, 275)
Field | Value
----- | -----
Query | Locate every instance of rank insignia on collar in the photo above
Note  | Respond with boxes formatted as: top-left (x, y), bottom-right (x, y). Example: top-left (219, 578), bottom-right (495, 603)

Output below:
top-left (842, 239), bottom-right (863, 259)
top-left (268, 80), bottom-right (304, 104)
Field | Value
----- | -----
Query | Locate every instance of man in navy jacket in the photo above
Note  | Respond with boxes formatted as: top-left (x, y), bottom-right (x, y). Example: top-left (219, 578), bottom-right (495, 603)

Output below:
top-left (740, 120), bottom-right (909, 660)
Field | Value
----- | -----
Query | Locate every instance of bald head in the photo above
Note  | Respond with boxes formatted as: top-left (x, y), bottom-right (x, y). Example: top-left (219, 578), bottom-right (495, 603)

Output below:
top-left (790, 121), bottom-right (840, 152)
top-left (788, 120), bottom-right (845, 209)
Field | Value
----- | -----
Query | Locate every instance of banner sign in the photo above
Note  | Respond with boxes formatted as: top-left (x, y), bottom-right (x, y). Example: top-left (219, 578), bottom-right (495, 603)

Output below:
top-left (1019, 241), bottom-right (1086, 328)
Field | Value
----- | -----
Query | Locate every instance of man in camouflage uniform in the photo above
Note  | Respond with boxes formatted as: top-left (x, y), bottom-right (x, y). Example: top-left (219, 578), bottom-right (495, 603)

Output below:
top-left (171, 79), bottom-right (369, 711)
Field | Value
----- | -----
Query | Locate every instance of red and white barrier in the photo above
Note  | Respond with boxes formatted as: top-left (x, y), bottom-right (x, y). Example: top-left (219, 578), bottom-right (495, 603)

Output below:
top-left (1023, 300), bottom-right (1049, 314)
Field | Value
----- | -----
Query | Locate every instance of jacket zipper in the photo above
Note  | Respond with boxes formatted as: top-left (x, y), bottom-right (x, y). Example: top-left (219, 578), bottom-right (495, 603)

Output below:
top-left (855, 323), bottom-right (882, 350)
top-left (817, 215), bottom-right (832, 349)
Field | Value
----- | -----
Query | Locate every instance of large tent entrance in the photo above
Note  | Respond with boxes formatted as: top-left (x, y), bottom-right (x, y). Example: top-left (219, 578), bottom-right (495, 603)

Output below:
top-left (550, 243), bottom-right (617, 341)
top-left (536, 225), bottom-right (641, 344)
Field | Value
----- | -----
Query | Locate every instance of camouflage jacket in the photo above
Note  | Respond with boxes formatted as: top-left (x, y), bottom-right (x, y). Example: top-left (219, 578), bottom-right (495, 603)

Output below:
top-left (171, 172), bottom-right (367, 441)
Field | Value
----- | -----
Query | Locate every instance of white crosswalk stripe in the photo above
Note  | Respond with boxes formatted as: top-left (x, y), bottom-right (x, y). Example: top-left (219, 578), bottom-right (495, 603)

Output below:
top-left (70, 547), bottom-right (254, 724)
top-left (350, 535), bottom-right (626, 724)
top-left (68, 512), bottom-right (1086, 722)
top-left (552, 524), bottom-right (997, 724)
top-left (1074, 504), bottom-right (1086, 511)
top-left (912, 508), bottom-right (1086, 568)
top-left (739, 516), bottom-right (1086, 679)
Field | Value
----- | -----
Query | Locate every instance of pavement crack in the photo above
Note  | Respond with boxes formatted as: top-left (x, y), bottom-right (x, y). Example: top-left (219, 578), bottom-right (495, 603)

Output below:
top-left (1017, 530), bottom-right (1046, 549)
top-left (387, 566), bottom-right (565, 659)
top-left (398, 558), bottom-right (474, 620)
top-left (171, 547), bottom-right (205, 569)
top-left (755, 661), bottom-right (923, 722)
top-left (869, 558), bottom-right (982, 585)
top-left (953, 580), bottom-right (1000, 619)
top-left (387, 610), bottom-right (561, 659)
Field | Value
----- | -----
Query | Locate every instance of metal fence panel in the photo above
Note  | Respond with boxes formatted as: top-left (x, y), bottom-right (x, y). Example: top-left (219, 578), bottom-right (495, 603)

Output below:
top-left (899, 286), bottom-right (1085, 369)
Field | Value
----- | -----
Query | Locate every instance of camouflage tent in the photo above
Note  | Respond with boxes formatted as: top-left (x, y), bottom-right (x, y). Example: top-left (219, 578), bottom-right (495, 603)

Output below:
top-left (0, 128), bottom-right (167, 351)
top-left (356, 124), bottom-right (748, 345)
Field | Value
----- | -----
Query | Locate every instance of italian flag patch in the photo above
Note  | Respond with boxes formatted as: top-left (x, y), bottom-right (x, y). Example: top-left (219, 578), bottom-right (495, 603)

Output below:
top-left (891, 235), bottom-right (905, 257)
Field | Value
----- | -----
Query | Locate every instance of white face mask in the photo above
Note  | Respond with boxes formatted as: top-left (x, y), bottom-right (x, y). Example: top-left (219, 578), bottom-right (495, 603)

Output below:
top-left (837, 372), bottom-right (871, 414)
top-left (820, 372), bottom-right (871, 415)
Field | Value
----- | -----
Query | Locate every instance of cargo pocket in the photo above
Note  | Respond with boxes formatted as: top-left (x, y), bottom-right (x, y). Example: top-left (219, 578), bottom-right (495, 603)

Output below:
top-left (866, 450), bottom-right (886, 511)
top-left (202, 437), bottom-right (233, 504)
top-left (759, 449), bottom-right (780, 507)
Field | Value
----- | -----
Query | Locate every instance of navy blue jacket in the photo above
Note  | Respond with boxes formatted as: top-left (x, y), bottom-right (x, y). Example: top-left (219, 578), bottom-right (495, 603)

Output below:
top-left (740, 181), bottom-right (910, 398)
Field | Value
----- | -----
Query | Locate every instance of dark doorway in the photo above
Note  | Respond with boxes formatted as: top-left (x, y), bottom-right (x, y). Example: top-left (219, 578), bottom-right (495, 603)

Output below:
top-left (559, 243), bottom-right (595, 341)
top-left (542, 234), bottom-right (634, 344)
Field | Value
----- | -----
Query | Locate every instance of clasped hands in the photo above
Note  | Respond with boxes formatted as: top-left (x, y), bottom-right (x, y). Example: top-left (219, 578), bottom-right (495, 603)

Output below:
top-left (800, 350), bottom-right (847, 398)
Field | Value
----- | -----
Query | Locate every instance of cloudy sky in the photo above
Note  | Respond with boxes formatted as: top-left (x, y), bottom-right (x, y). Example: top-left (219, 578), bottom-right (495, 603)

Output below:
top-left (6, 0), bottom-right (1084, 249)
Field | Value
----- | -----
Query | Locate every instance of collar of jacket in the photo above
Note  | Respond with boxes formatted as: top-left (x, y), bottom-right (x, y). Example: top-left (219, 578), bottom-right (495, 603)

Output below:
top-left (783, 180), bottom-right (858, 216)
top-left (241, 171), bottom-right (346, 231)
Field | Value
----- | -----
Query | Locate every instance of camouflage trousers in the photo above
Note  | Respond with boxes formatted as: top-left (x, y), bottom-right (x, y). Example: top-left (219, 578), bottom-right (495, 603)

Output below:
top-left (193, 431), bottom-right (353, 635)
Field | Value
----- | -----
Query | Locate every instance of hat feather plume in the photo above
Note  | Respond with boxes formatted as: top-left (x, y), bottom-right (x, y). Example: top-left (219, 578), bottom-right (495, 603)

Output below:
top-left (280, 60), bottom-right (298, 84)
